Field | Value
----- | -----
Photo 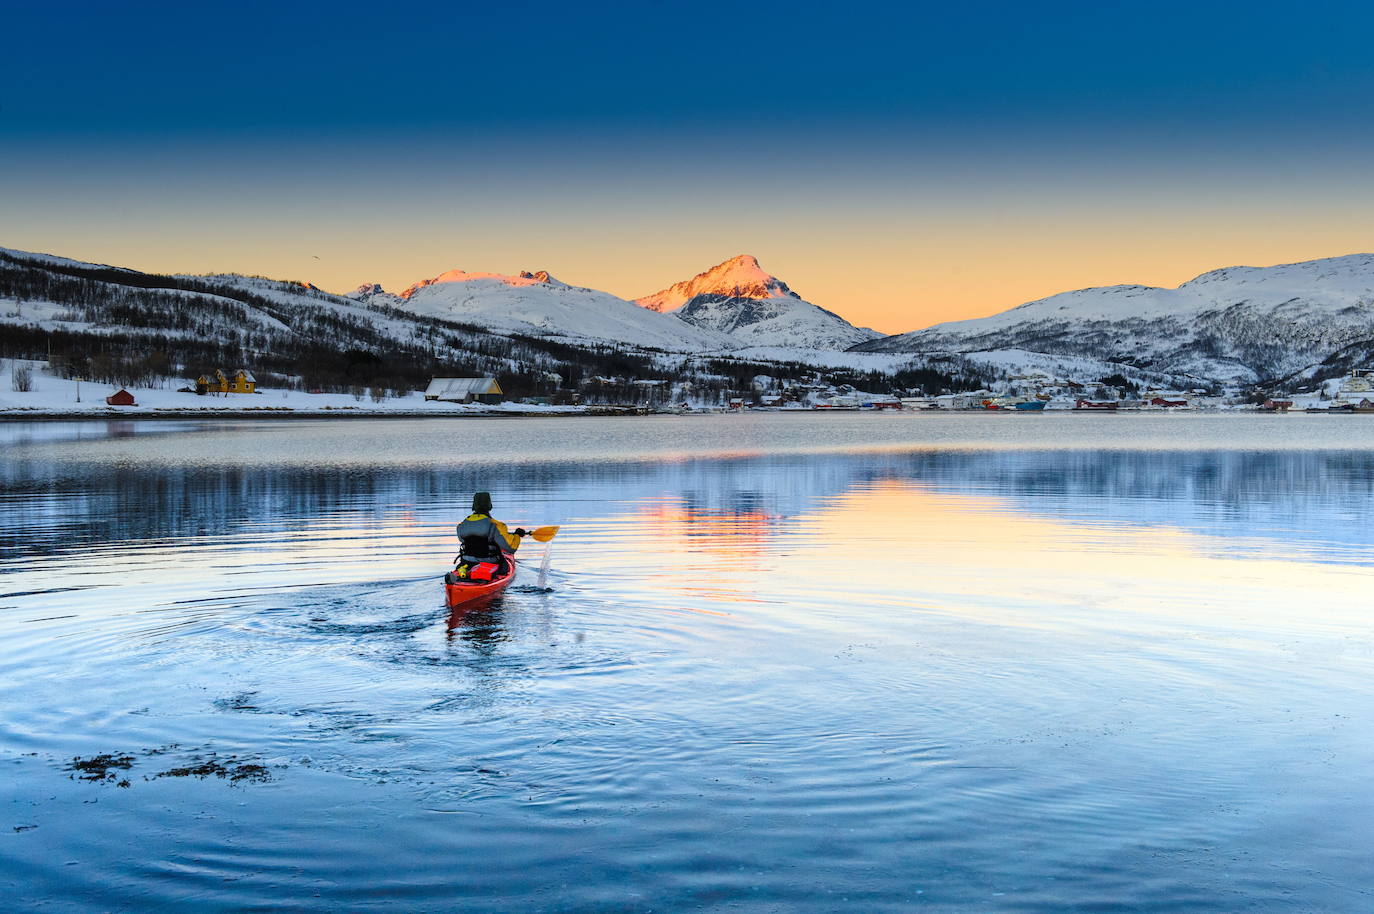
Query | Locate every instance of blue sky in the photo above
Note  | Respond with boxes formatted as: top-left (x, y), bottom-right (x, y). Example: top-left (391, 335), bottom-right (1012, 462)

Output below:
top-left (10, 0), bottom-right (1374, 134)
top-left (5, 0), bottom-right (1374, 330)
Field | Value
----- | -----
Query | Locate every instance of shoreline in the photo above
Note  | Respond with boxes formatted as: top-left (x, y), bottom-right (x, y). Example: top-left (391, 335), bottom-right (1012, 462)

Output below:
top-left (0, 406), bottom-right (1333, 423)
top-left (0, 407), bottom-right (626, 423)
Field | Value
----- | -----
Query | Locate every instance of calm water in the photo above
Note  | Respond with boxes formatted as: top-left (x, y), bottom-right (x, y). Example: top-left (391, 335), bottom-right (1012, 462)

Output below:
top-left (4, 414), bottom-right (1374, 912)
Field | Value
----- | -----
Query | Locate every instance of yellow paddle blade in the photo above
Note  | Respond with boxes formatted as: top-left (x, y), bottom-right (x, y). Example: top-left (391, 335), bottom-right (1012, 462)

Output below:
top-left (528, 525), bottom-right (560, 543)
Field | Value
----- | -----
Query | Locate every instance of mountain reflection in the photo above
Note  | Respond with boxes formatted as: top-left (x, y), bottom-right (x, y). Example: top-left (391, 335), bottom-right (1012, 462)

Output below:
top-left (5, 443), bottom-right (1374, 567)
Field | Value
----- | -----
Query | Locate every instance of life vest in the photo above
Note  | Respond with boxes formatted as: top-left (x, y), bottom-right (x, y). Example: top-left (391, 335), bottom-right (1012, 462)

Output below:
top-left (456, 513), bottom-right (507, 562)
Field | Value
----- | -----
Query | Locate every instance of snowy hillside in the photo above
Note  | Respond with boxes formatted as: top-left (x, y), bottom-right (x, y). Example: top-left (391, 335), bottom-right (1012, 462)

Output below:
top-left (856, 254), bottom-right (1374, 383)
top-left (5, 245), bottom-right (957, 410)
top-left (0, 246), bottom-right (651, 398)
top-left (351, 268), bottom-right (739, 352)
top-left (636, 255), bottom-right (881, 350)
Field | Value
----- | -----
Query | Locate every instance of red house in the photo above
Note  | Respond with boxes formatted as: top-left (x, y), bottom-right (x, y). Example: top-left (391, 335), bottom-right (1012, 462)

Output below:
top-left (106, 389), bottom-right (137, 406)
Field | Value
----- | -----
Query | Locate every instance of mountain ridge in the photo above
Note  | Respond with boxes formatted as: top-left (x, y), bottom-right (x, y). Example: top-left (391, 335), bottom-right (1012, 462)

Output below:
top-left (346, 254), bottom-right (879, 351)
top-left (855, 253), bottom-right (1374, 383)
top-left (345, 265), bottom-right (739, 352)
top-left (8, 241), bottom-right (1374, 392)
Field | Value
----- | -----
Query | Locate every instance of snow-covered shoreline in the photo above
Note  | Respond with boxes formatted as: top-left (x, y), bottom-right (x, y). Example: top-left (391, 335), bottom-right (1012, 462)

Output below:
top-left (0, 360), bottom-right (589, 421)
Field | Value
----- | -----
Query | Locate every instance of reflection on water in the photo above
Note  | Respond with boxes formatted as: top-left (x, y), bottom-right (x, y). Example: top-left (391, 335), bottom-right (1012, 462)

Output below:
top-left (3, 417), bottom-right (1374, 912)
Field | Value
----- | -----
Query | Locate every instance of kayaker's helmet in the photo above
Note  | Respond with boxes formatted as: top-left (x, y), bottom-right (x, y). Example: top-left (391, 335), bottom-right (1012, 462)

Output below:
top-left (472, 491), bottom-right (493, 515)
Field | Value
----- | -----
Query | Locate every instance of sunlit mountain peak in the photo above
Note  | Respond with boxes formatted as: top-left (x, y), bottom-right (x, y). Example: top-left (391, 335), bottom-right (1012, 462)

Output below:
top-left (635, 254), bottom-right (796, 314)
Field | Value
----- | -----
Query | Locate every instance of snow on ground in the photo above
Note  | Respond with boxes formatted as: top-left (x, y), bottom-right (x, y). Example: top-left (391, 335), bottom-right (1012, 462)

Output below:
top-left (0, 361), bottom-right (583, 417)
top-left (0, 291), bottom-right (296, 339)
top-left (954, 348), bottom-right (1192, 386)
top-left (1, 297), bottom-right (101, 332)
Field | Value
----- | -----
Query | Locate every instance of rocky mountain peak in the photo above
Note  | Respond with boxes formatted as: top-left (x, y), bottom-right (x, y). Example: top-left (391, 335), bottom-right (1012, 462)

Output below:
top-left (635, 254), bottom-right (798, 313)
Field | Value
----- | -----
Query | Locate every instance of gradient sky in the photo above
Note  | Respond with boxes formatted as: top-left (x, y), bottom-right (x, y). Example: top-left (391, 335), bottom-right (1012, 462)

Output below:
top-left (4, 0), bottom-right (1374, 333)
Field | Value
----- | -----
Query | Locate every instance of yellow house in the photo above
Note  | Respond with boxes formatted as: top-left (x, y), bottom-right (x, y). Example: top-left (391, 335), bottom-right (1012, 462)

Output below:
top-left (195, 370), bottom-right (225, 393)
top-left (196, 369), bottom-right (257, 394)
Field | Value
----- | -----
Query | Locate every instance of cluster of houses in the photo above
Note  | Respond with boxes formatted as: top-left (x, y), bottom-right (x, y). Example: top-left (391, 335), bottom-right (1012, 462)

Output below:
top-left (195, 369), bottom-right (257, 395)
top-left (93, 365), bottom-right (1374, 414)
top-left (102, 367), bottom-right (258, 407)
top-left (782, 368), bottom-right (1374, 413)
top-left (893, 390), bottom-right (1219, 411)
top-left (715, 369), bottom-right (1245, 411)
top-left (184, 373), bottom-right (508, 404)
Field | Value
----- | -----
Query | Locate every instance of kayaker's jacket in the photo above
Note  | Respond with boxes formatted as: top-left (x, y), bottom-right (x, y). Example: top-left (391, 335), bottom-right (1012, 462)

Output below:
top-left (456, 513), bottom-right (520, 564)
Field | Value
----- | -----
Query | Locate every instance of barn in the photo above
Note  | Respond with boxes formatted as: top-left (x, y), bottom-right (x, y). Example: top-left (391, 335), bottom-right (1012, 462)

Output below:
top-left (423, 377), bottom-right (504, 404)
top-left (106, 389), bottom-right (137, 406)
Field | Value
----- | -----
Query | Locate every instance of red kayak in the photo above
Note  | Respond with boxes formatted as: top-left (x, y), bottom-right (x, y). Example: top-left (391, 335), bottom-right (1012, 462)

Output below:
top-left (444, 559), bottom-right (516, 609)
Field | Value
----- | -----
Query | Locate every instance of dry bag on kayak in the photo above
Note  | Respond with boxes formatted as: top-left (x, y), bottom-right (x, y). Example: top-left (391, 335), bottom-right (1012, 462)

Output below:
top-left (468, 562), bottom-right (500, 582)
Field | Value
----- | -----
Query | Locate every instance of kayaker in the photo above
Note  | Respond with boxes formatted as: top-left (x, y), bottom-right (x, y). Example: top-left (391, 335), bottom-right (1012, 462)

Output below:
top-left (456, 492), bottom-right (526, 573)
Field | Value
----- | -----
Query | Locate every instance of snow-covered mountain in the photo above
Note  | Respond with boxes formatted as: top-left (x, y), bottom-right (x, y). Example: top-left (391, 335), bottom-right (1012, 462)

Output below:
top-left (349, 268), bottom-right (738, 352)
top-left (347, 282), bottom-right (400, 309)
top-left (0, 244), bottom-right (940, 409)
top-left (856, 254), bottom-right (1374, 383)
top-left (636, 255), bottom-right (881, 350)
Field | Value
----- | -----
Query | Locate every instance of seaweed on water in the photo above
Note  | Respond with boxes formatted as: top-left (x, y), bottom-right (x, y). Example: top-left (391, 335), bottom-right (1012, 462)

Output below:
top-left (63, 746), bottom-right (272, 787)
top-left (152, 755), bottom-right (272, 784)
top-left (67, 753), bottom-right (135, 782)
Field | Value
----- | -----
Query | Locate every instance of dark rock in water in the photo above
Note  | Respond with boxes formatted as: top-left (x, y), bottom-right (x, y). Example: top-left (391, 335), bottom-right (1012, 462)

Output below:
top-left (213, 691), bottom-right (261, 712)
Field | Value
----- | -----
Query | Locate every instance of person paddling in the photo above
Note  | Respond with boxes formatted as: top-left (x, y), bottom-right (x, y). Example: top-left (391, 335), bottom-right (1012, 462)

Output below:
top-left (455, 492), bottom-right (526, 575)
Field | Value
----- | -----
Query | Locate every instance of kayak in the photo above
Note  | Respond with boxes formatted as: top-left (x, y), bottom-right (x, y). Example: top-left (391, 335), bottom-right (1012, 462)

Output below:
top-left (444, 559), bottom-right (516, 609)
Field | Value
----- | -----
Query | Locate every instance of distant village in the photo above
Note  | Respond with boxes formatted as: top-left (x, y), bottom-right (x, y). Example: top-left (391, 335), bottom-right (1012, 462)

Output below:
top-left (415, 368), bottom-right (1374, 414)
top-left (25, 365), bottom-right (1374, 416)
